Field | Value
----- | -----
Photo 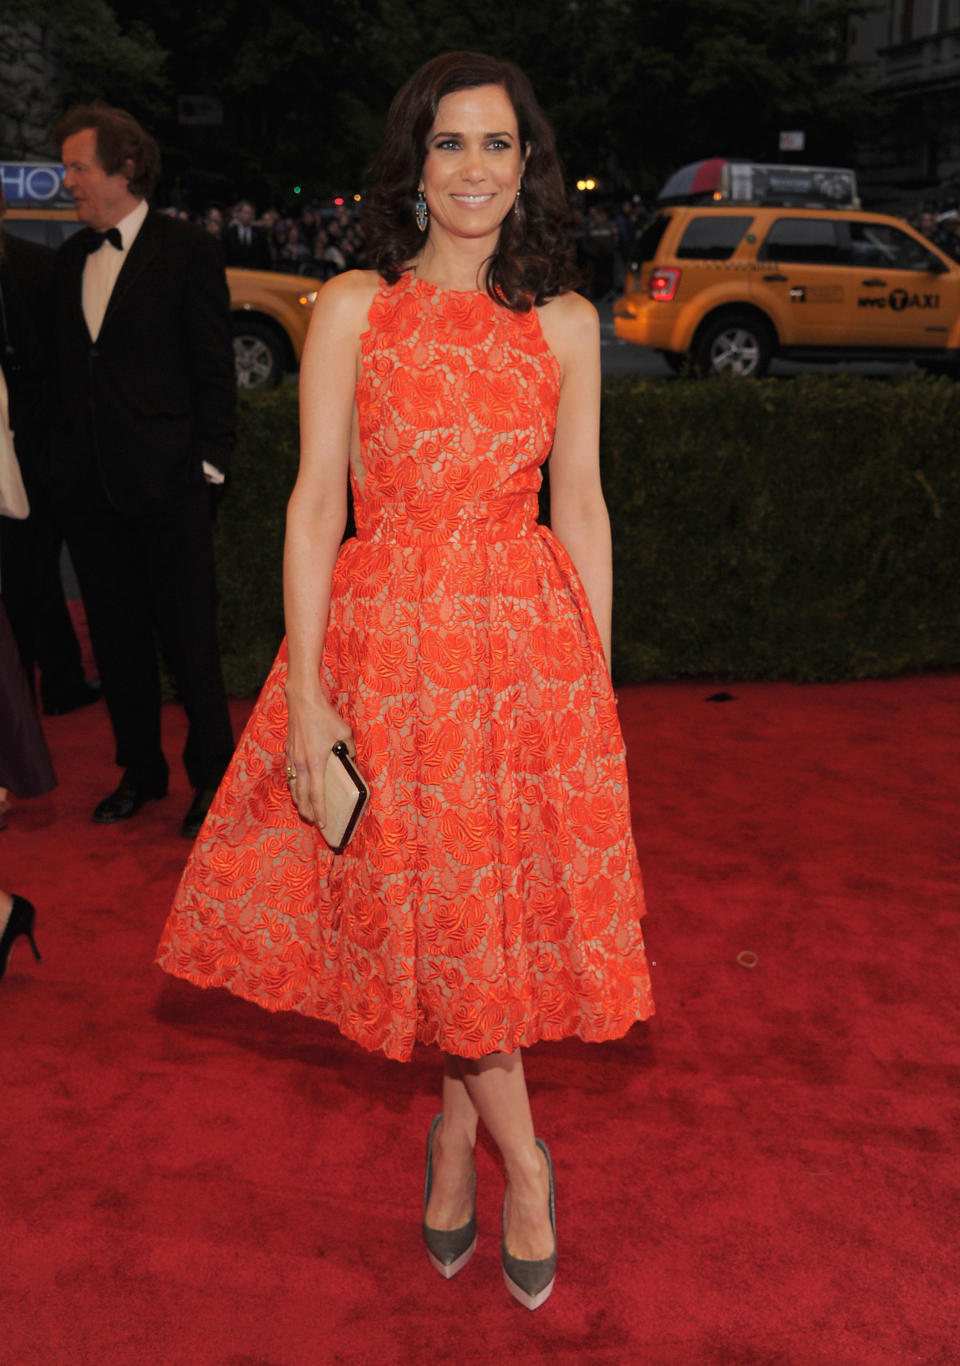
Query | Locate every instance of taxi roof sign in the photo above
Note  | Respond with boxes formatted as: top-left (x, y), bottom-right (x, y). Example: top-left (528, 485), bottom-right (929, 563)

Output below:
top-left (658, 159), bottom-right (859, 210)
top-left (721, 163), bottom-right (859, 209)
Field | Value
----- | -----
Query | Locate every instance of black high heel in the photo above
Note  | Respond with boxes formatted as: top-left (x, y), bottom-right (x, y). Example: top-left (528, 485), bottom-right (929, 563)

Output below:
top-left (0, 895), bottom-right (41, 981)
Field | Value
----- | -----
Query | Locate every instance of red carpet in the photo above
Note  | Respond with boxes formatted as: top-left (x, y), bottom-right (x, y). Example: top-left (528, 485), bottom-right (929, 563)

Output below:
top-left (1, 676), bottom-right (957, 1365)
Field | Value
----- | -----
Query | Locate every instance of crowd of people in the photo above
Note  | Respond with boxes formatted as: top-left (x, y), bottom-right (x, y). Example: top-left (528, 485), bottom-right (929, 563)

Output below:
top-left (158, 197), bottom-right (371, 280)
top-left (906, 206), bottom-right (960, 259)
top-left (159, 193), bottom-right (650, 300)
top-left (149, 161), bottom-right (960, 300)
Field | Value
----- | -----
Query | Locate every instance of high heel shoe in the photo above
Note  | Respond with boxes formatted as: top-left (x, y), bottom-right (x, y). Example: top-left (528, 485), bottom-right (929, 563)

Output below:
top-left (0, 895), bottom-right (41, 982)
top-left (422, 1114), bottom-right (478, 1279)
top-left (502, 1138), bottom-right (556, 1311)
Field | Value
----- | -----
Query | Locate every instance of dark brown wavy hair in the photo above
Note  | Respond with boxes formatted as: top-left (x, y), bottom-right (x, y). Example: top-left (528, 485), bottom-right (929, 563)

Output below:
top-left (52, 103), bottom-right (161, 199)
top-left (363, 52), bottom-right (578, 311)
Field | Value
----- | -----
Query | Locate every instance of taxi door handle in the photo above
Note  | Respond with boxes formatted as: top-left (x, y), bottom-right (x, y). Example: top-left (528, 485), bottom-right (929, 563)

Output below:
top-left (860, 278), bottom-right (886, 287)
top-left (762, 273), bottom-right (788, 282)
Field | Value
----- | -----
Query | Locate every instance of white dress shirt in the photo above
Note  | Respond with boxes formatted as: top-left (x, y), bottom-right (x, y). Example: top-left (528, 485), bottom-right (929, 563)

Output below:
top-left (81, 198), bottom-right (148, 342)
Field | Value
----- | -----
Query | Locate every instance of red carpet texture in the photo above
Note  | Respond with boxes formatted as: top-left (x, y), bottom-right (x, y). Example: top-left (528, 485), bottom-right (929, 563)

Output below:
top-left (1, 676), bottom-right (957, 1366)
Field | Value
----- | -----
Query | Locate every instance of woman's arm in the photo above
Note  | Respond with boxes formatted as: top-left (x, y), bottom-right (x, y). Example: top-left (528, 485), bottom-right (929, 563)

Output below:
top-left (282, 269), bottom-right (376, 826)
top-left (537, 293), bottom-right (612, 672)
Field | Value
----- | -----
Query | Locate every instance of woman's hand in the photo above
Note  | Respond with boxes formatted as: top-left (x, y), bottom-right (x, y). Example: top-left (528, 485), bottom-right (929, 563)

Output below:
top-left (284, 686), bottom-right (355, 829)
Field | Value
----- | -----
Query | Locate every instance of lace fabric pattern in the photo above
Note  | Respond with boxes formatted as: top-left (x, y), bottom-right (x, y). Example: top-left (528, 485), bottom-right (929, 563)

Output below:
top-left (156, 274), bottom-right (654, 1061)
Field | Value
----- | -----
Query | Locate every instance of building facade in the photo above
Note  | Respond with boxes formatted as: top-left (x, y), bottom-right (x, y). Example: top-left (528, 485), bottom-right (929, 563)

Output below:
top-left (850, 0), bottom-right (960, 197)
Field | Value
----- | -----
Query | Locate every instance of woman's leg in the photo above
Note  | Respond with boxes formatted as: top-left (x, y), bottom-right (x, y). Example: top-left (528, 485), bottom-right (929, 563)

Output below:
top-left (426, 1049), bottom-right (553, 1261)
top-left (459, 1051), bottom-right (553, 1262)
top-left (423, 1054), bottom-right (479, 1231)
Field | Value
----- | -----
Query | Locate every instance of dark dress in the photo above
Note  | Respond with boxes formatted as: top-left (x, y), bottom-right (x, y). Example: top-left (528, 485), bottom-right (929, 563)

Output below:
top-left (0, 597), bottom-right (55, 797)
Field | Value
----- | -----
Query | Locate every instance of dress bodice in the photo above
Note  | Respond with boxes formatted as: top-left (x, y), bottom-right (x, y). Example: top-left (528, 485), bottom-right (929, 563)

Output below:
top-left (354, 274), bottom-right (561, 546)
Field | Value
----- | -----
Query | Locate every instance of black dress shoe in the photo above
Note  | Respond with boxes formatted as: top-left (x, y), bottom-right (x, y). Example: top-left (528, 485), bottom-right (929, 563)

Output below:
top-left (92, 773), bottom-right (168, 824)
top-left (181, 787), bottom-right (217, 840)
top-left (42, 682), bottom-right (102, 716)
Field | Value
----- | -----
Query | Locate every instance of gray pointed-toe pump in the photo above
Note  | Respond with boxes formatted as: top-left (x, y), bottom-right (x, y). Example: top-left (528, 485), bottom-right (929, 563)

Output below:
top-left (502, 1138), bottom-right (556, 1310)
top-left (422, 1114), bottom-right (478, 1279)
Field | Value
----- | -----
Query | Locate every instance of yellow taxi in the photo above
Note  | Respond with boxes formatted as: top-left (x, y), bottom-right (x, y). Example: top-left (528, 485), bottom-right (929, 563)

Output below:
top-left (614, 161), bottom-right (960, 376)
top-left (3, 202), bottom-right (321, 388)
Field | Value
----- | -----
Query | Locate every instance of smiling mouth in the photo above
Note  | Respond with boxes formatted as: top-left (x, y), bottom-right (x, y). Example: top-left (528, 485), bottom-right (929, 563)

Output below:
top-left (451, 194), bottom-right (495, 203)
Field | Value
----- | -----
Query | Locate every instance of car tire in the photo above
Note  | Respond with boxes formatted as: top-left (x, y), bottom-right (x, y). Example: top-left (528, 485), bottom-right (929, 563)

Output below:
top-left (232, 319), bottom-right (285, 388)
top-left (660, 350), bottom-right (688, 374)
top-left (694, 313), bottom-right (773, 378)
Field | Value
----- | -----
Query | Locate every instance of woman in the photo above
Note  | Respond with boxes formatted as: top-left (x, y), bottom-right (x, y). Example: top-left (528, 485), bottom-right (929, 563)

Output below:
top-left (0, 598), bottom-right (51, 977)
top-left (157, 51), bottom-right (653, 1310)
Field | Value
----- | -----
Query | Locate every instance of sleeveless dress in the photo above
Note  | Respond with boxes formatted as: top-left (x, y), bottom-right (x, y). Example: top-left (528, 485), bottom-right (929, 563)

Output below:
top-left (155, 274), bottom-right (654, 1062)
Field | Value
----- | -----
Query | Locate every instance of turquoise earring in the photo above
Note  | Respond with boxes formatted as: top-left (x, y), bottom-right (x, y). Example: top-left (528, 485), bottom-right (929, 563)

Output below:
top-left (415, 189), bottom-right (428, 232)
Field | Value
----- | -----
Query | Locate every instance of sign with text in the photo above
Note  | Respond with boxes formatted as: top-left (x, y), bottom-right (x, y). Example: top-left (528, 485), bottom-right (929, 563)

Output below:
top-left (0, 162), bottom-right (70, 207)
top-left (722, 162), bottom-right (858, 209)
top-left (779, 131), bottom-right (806, 152)
top-left (177, 95), bottom-right (223, 126)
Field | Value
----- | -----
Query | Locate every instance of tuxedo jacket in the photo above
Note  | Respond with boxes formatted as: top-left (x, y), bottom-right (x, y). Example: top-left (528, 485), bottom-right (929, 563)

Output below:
top-left (52, 209), bottom-right (236, 517)
top-left (0, 232), bottom-right (55, 493)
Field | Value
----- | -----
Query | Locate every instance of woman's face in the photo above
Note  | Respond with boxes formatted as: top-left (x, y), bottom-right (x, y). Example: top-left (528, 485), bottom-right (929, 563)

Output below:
top-left (419, 83), bottom-right (526, 246)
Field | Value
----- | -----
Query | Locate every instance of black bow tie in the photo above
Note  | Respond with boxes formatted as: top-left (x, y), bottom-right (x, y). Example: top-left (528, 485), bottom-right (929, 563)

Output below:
top-left (82, 227), bottom-right (123, 254)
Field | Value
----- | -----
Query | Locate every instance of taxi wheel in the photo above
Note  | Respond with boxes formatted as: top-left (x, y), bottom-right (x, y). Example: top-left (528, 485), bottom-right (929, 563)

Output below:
top-left (233, 321), bottom-right (284, 388)
top-left (695, 314), bottom-right (772, 378)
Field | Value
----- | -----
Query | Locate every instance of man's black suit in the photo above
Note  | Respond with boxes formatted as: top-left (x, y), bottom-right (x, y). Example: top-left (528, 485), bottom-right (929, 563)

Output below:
top-left (52, 209), bottom-right (236, 791)
top-left (0, 231), bottom-right (88, 709)
top-left (223, 222), bottom-right (273, 271)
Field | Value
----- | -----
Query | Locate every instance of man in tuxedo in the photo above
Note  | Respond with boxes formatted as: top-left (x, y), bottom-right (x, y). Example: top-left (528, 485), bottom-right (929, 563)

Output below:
top-left (223, 200), bottom-right (273, 269)
top-left (51, 104), bottom-right (236, 838)
top-left (0, 188), bottom-right (97, 716)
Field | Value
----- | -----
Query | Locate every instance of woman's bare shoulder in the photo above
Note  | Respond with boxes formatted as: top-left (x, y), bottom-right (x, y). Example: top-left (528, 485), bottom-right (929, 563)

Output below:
top-left (536, 291), bottom-right (600, 370)
top-left (312, 269), bottom-right (381, 331)
top-left (538, 289), bottom-right (598, 331)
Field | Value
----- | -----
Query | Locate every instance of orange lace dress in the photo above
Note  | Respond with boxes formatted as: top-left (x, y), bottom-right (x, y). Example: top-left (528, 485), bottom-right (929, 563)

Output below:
top-left (156, 274), bottom-right (654, 1061)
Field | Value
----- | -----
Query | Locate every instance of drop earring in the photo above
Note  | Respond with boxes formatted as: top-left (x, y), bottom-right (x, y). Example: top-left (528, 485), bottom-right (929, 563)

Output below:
top-left (515, 178), bottom-right (523, 218)
top-left (415, 189), bottom-right (429, 233)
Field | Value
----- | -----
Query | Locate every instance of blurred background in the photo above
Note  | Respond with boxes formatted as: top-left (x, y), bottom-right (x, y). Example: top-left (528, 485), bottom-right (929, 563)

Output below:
top-left (3, 1), bottom-right (959, 223)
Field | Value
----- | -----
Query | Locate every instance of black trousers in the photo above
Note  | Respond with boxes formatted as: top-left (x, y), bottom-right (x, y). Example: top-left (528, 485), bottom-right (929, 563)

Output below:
top-left (58, 481), bottom-right (234, 790)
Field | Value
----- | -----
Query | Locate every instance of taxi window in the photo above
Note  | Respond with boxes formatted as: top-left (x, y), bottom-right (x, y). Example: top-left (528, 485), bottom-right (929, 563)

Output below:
top-left (632, 213), bottom-right (670, 265)
top-left (758, 218), bottom-right (842, 264)
top-left (847, 222), bottom-right (943, 272)
top-left (3, 216), bottom-right (82, 249)
top-left (2, 218), bottom-right (49, 246)
top-left (676, 215), bottom-right (753, 261)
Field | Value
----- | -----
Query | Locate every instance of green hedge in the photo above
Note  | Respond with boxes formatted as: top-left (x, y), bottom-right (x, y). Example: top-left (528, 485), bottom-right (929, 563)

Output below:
top-left (215, 376), bottom-right (960, 695)
top-left (603, 374), bottom-right (960, 681)
top-left (214, 389), bottom-right (299, 696)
